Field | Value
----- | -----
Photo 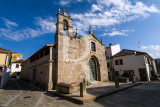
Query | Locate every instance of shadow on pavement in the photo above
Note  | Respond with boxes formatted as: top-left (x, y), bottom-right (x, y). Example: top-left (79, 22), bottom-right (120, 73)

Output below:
top-left (93, 83), bottom-right (160, 107)
top-left (2, 78), bottom-right (44, 92)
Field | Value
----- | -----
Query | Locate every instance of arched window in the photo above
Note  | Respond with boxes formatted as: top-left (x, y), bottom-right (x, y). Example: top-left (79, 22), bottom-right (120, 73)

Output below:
top-left (63, 20), bottom-right (68, 35)
top-left (91, 42), bottom-right (96, 51)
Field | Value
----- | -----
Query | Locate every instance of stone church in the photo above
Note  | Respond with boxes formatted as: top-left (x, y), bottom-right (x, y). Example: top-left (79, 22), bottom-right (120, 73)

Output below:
top-left (21, 8), bottom-right (108, 91)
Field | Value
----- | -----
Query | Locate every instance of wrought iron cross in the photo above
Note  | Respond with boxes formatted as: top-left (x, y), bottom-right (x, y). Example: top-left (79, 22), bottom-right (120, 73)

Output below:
top-left (89, 25), bottom-right (92, 31)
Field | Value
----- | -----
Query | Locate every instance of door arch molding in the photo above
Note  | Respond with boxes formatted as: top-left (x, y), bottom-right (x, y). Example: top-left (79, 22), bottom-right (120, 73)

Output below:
top-left (89, 56), bottom-right (101, 81)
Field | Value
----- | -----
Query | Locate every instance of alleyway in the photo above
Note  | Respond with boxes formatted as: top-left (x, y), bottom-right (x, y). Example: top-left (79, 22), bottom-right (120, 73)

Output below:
top-left (0, 79), bottom-right (160, 107)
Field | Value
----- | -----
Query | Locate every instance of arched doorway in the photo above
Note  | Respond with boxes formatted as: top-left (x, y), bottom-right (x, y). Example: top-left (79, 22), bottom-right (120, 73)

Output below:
top-left (89, 57), bottom-right (100, 82)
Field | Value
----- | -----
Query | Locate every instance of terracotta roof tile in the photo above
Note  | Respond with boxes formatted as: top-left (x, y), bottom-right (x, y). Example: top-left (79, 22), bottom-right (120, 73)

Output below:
top-left (0, 48), bottom-right (11, 53)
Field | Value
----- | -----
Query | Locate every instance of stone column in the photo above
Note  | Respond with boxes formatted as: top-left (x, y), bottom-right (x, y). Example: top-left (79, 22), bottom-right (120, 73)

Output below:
top-left (80, 82), bottom-right (86, 97)
top-left (132, 76), bottom-right (135, 83)
top-left (115, 77), bottom-right (119, 88)
top-left (48, 46), bottom-right (53, 91)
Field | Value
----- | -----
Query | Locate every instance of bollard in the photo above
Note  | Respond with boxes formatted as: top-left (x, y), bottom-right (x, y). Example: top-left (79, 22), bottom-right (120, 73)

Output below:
top-left (115, 77), bottom-right (119, 88)
top-left (132, 76), bottom-right (135, 83)
top-left (80, 82), bottom-right (86, 97)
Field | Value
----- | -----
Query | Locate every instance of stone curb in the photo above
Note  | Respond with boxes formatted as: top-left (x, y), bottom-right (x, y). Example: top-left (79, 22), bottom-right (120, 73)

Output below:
top-left (48, 83), bottom-right (142, 105)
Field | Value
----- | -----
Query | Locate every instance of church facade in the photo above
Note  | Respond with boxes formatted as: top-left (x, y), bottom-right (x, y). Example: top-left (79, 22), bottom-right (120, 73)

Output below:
top-left (21, 9), bottom-right (108, 91)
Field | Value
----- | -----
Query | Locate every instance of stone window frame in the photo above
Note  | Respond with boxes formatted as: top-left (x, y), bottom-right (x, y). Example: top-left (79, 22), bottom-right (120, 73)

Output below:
top-left (90, 40), bottom-right (96, 52)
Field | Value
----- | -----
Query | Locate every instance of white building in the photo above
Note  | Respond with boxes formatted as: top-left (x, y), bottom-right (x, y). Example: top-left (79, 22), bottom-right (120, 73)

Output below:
top-left (111, 49), bottom-right (157, 81)
top-left (10, 60), bottom-right (23, 79)
top-left (155, 58), bottom-right (160, 74)
top-left (105, 44), bottom-right (121, 58)
top-left (105, 44), bottom-right (121, 80)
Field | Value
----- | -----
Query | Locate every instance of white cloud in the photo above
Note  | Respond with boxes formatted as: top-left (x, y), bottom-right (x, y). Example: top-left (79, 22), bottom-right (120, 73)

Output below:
top-left (35, 17), bottom-right (56, 33)
top-left (58, 0), bottom-right (83, 6)
top-left (91, 4), bottom-right (102, 12)
top-left (141, 45), bottom-right (160, 51)
top-left (71, 0), bottom-right (159, 36)
top-left (59, 0), bottom-right (71, 6)
top-left (77, 0), bottom-right (83, 2)
top-left (101, 29), bottom-right (134, 36)
top-left (140, 45), bottom-right (160, 58)
top-left (2, 18), bottom-right (18, 28)
top-left (0, 17), bottom-right (56, 41)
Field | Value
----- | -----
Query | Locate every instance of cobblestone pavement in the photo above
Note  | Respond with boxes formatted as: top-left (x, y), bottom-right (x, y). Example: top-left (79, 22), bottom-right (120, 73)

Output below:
top-left (0, 79), bottom-right (100, 107)
top-left (0, 79), bottom-right (160, 107)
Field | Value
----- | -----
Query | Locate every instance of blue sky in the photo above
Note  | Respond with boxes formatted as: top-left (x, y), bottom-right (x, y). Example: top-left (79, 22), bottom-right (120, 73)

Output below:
top-left (0, 0), bottom-right (160, 60)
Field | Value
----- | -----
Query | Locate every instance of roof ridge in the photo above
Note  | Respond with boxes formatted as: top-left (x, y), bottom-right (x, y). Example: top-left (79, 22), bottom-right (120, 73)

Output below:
top-left (0, 48), bottom-right (11, 53)
top-left (113, 49), bottom-right (148, 58)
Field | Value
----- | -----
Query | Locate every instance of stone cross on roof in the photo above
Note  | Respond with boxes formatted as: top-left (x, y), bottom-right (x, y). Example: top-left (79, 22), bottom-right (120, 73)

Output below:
top-left (89, 25), bottom-right (92, 31)
top-left (63, 9), bottom-right (67, 15)
top-left (89, 25), bottom-right (92, 34)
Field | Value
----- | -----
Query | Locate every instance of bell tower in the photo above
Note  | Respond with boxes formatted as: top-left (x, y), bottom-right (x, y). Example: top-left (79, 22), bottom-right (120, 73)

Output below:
top-left (55, 8), bottom-right (73, 37)
top-left (54, 8), bottom-right (74, 85)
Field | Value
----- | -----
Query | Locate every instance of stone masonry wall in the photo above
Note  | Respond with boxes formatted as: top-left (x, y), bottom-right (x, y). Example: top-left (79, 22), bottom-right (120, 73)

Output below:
top-left (21, 54), bottom-right (51, 90)
top-left (56, 34), bottom-right (108, 86)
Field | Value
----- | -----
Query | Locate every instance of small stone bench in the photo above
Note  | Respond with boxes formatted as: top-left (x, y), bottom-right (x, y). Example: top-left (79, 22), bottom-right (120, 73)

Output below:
top-left (118, 77), bottom-right (129, 83)
top-left (56, 83), bottom-right (74, 94)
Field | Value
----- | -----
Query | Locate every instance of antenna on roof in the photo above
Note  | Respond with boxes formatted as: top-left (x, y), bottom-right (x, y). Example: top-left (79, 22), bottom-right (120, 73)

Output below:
top-left (137, 41), bottom-right (141, 51)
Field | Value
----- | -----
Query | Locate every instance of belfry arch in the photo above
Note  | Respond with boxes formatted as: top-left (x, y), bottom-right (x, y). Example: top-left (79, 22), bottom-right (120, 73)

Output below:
top-left (63, 19), bottom-right (68, 35)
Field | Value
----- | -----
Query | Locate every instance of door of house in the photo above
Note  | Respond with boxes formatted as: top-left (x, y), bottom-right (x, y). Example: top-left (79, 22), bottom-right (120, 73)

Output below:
top-left (139, 68), bottom-right (148, 81)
